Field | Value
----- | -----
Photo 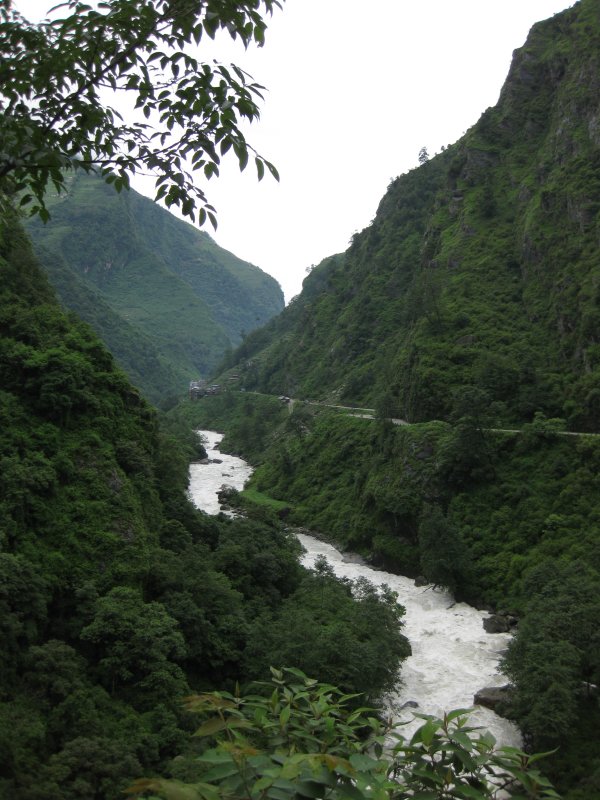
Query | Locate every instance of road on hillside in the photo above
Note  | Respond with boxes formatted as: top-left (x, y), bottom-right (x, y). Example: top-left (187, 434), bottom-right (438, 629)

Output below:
top-left (243, 391), bottom-right (598, 437)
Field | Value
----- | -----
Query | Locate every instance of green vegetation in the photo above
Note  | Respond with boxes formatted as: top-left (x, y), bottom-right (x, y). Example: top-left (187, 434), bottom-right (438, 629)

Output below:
top-left (1, 0), bottom-right (599, 797)
top-left (25, 172), bottom-right (284, 404)
top-left (129, 669), bottom-right (559, 800)
top-left (238, 487), bottom-right (291, 512)
top-left (189, 382), bottom-right (600, 796)
top-left (227, 1), bottom-right (599, 433)
top-left (172, 391), bottom-right (289, 464)
top-left (0, 220), bottom-right (409, 799)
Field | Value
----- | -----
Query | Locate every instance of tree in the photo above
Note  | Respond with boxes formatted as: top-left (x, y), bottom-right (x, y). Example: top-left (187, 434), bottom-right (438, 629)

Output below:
top-left (243, 571), bottom-right (410, 702)
top-left (418, 503), bottom-right (468, 595)
top-left (0, 0), bottom-right (281, 225)
top-left (501, 560), bottom-right (600, 749)
top-left (80, 587), bottom-right (187, 704)
top-left (418, 145), bottom-right (429, 164)
top-left (437, 387), bottom-right (497, 486)
top-left (127, 668), bottom-right (560, 800)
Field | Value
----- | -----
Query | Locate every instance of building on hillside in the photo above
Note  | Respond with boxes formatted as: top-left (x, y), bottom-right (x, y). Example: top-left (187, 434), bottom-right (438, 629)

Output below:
top-left (189, 380), bottom-right (207, 400)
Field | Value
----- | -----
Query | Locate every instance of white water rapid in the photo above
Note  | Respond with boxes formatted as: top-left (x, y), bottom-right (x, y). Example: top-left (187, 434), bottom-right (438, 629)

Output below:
top-left (188, 430), bottom-right (253, 516)
top-left (188, 430), bottom-right (521, 748)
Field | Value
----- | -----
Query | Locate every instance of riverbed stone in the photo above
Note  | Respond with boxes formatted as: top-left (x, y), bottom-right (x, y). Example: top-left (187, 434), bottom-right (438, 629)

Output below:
top-left (483, 614), bottom-right (511, 633)
top-left (474, 685), bottom-right (512, 712)
top-left (400, 700), bottom-right (419, 710)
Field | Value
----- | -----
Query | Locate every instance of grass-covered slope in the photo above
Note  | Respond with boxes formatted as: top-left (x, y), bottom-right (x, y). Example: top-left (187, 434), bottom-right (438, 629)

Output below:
top-left (25, 172), bottom-right (284, 401)
top-left (228, 0), bottom-right (600, 432)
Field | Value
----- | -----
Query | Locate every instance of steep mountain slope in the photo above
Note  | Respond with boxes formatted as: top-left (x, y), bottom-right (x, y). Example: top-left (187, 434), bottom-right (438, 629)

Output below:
top-left (26, 172), bottom-right (284, 401)
top-left (31, 247), bottom-right (188, 406)
top-left (230, 0), bottom-right (600, 432)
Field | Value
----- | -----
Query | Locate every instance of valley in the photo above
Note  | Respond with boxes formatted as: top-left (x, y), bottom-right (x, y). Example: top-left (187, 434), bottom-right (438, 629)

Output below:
top-left (0, 0), bottom-right (599, 797)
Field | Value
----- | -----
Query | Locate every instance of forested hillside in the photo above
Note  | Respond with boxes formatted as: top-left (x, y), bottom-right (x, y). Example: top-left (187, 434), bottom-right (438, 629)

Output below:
top-left (228, 0), bottom-right (600, 432)
top-left (0, 215), bottom-right (408, 799)
top-left (26, 172), bottom-right (284, 404)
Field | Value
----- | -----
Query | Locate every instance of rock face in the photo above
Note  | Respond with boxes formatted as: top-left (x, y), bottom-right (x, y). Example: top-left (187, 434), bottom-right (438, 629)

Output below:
top-left (474, 685), bottom-right (512, 713)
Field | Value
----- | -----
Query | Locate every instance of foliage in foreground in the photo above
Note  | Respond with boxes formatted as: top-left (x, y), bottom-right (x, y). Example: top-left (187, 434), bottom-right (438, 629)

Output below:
top-left (128, 668), bottom-right (559, 800)
top-left (0, 0), bottom-right (281, 224)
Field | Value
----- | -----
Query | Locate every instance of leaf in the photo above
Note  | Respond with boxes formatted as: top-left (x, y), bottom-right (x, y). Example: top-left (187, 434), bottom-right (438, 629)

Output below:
top-left (349, 753), bottom-right (378, 771)
top-left (266, 789), bottom-right (296, 800)
top-left (523, 748), bottom-right (559, 764)
top-left (277, 704), bottom-right (290, 725)
top-left (194, 717), bottom-right (252, 738)
top-left (445, 708), bottom-right (473, 723)
top-left (416, 720), bottom-right (438, 747)
top-left (451, 730), bottom-right (476, 750)
top-left (336, 783), bottom-right (368, 800)
top-left (125, 778), bottom-right (207, 799)
top-left (266, 160), bottom-right (280, 181)
top-left (449, 787), bottom-right (487, 800)
top-left (199, 761), bottom-right (240, 782)
top-left (295, 780), bottom-right (327, 798)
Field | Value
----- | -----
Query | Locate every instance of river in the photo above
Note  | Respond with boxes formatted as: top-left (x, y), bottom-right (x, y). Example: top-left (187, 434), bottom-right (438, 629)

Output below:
top-left (188, 430), bottom-right (521, 746)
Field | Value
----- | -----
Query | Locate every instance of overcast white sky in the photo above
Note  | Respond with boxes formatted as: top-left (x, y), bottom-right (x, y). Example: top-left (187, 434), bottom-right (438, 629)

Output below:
top-left (23, 0), bottom-right (574, 301)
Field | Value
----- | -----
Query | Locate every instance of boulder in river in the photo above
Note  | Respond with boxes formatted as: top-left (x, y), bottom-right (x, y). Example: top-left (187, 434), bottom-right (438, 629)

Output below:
top-left (474, 685), bottom-right (512, 713)
top-left (414, 575), bottom-right (429, 587)
top-left (483, 614), bottom-right (513, 633)
top-left (400, 700), bottom-right (419, 710)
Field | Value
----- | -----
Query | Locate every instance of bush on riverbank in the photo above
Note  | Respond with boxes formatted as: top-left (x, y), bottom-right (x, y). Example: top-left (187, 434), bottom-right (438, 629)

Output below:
top-left (128, 668), bottom-right (559, 800)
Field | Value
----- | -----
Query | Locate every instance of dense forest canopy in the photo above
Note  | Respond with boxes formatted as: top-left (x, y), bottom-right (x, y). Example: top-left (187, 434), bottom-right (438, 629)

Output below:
top-left (225, 0), bottom-right (600, 433)
top-left (0, 214), bottom-right (412, 798)
top-left (0, 3), bottom-right (420, 799)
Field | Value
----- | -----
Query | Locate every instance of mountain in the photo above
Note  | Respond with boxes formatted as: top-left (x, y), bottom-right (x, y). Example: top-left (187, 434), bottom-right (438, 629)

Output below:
top-left (227, 0), bottom-right (600, 433)
top-left (25, 172), bottom-right (284, 403)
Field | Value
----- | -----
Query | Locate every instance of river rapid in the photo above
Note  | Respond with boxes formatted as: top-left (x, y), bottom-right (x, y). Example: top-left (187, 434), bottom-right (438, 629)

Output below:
top-left (188, 430), bottom-right (521, 747)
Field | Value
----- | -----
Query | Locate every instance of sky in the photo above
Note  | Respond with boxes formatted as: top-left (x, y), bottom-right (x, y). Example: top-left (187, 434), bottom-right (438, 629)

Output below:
top-left (22, 0), bottom-right (574, 301)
